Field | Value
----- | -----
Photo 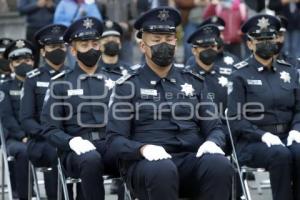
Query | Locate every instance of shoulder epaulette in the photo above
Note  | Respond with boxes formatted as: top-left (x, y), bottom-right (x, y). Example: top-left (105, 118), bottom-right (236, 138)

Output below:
top-left (116, 73), bottom-right (136, 85)
top-left (277, 59), bottom-right (291, 66)
top-left (174, 63), bottom-right (185, 68)
top-left (234, 61), bottom-right (248, 69)
top-left (51, 69), bottom-right (70, 81)
top-left (183, 69), bottom-right (204, 81)
top-left (130, 64), bottom-right (142, 71)
top-left (26, 68), bottom-right (41, 79)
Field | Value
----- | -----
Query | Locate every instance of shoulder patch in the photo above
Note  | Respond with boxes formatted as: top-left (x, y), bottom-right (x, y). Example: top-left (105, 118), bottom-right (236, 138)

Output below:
top-left (174, 63), bottom-right (185, 68)
top-left (51, 69), bottom-right (70, 81)
top-left (130, 64), bottom-right (142, 71)
top-left (116, 73), bottom-right (135, 85)
top-left (183, 69), bottom-right (204, 81)
top-left (26, 68), bottom-right (41, 79)
top-left (234, 61), bottom-right (248, 69)
top-left (277, 59), bottom-right (291, 66)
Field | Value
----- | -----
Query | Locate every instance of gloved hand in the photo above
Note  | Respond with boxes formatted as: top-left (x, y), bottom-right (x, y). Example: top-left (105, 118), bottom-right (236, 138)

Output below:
top-left (196, 141), bottom-right (225, 158)
top-left (140, 145), bottom-right (172, 161)
top-left (69, 137), bottom-right (96, 155)
top-left (261, 132), bottom-right (284, 148)
top-left (287, 130), bottom-right (300, 146)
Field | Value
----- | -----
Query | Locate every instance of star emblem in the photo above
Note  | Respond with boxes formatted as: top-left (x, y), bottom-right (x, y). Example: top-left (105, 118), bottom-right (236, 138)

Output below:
top-left (224, 56), bottom-right (234, 65)
top-left (105, 20), bottom-right (113, 28)
top-left (83, 18), bottom-right (94, 29)
top-left (15, 40), bottom-right (25, 48)
top-left (157, 9), bottom-right (169, 21)
top-left (257, 17), bottom-right (270, 30)
top-left (105, 78), bottom-right (115, 90)
top-left (218, 76), bottom-right (228, 87)
top-left (181, 83), bottom-right (195, 96)
top-left (51, 26), bottom-right (61, 33)
top-left (3, 39), bottom-right (10, 45)
top-left (280, 71), bottom-right (291, 83)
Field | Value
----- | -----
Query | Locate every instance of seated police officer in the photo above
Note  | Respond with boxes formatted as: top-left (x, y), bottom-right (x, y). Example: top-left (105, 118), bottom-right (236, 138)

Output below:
top-left (0, 39), bottom-right (36, 200)
top-left (99, 20), bottom-right (130, 78)
top-left (186, 24), bottom-right (232, 154)
top-left (186, 16), bottom-right (240, 68)
top-left (228, 14), bottom-right (300, 200)
top-left (41, 17), bottom-right (121, 200)
top-left (0, 38), bottom-right (13, 84)
top-left (106, 7), bottom-right (233, 200)
top-left (20, 24), bottom-right (68, 200)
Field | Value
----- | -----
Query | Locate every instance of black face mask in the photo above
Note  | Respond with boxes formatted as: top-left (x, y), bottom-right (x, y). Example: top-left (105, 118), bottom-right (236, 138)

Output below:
top-left (0, 59), bottom-right (10, 72)
top-left (77, 48), bottom-right (101, 67)
top-left (199, 49), bottom-right (218, 65)
top-left (255, 41), bottom-right (277, 60)
top-left (15, 63), bottom-right (33, 77)
top-left (104, 41), bottom-right (120, 56)
top-left (45, 48), bottom-right (67, 65)
top-left (274, 42), bottom-right (284, 55)
top-left (149, 42), bottom-right (175, 67)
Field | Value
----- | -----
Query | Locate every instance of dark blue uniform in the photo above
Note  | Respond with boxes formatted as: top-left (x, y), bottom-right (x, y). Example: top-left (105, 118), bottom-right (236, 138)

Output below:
top-left (20, 64), bottom-right (67, 199)
top-left (228, 55), bottom-right (300, 200)
top-left (106, 63), bottom-right (233, 200)
top-left (0, 78), bottom-right (30, 199)
top-left (99, 58), bottom-right (130, 81)
top-left (41, 64), bottom-right (121, 200)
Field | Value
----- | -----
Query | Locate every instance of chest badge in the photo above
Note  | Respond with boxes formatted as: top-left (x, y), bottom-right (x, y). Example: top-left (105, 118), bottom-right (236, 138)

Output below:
top-left (280, 71), bottom-right (291, 83)
top-left (218, 76), bottom-right (228, 87)
top-left (181, 83), bottom-right (195, 96)
top-left (224, 56), bottom-right (234, 65)
top-left (105, 78), bottom-right (115, 90)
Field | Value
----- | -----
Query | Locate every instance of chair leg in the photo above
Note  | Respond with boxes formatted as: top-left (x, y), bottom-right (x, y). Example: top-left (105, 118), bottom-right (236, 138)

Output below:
top-left (1, 154), bottom-right (5, 200)
top-left (31, 163), bottom-right (41, 200)
top-left (28, 162), bottom-right (32, 200)
top-left (57, 158), bottom-right (70, 200)
top-left (57, 169), bottom-right (62, 200)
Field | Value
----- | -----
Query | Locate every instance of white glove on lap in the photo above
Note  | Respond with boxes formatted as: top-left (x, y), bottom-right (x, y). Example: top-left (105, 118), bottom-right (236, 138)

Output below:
top-left (69, 137), bottom-right (96, 155)
top-left (261, 132), bottom-right (284, 148)
top-left (141, 145), bottom-right (172, 161)
top-left (287, 130), bottom-right (300, 146)
top-left (196, 141), bottom-right (225, 158)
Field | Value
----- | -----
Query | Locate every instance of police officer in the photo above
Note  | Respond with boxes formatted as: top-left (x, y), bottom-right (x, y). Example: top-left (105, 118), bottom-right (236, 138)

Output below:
top-left (186, 24), bottom-right (232, 154)
top-left (20, 24), bottom-right (68, 200)
top-left (106, 7), bottom-right (233, 200)
top-left (99, 20), bottom-right (130, 78)
top-left (0, 38), bottom-right (13, 83)
top-left (0, 39), bottom-right (36, 200)
top-left (186, 16), bottom-right (240, 68)
top-left (228, 14), bottom-right (300, 200)
top-left (41, 17), bottom-right (121, 200)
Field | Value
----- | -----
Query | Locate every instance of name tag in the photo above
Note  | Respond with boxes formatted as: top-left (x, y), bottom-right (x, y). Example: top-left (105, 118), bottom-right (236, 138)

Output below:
top-left (67, 89), bottom-right (84, 96)
top-left (140, 88), bottom-right (158, 96)
top-left (36, 81), bottom-right (49, 88)
top-left (219, 68), bottom-right (232, 75)
top-left (9, 90), bottom-right (21, 96)
top-left (247, 80), bottom-right (262, 85)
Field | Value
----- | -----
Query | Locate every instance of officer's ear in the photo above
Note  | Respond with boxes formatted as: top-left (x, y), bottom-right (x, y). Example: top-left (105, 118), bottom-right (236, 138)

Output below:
top-left (9, 61), bottom-right (15, 73)
top-left (40, 48), bottom-right (46, 57)
top-left (139, 40), bottom-right (146, 54)
top-left (191, 47), bottom-right (198, 56)
top-left (247, 39), bottom-right (255, 52)
top-left (70, 41), bottom-right (77, 57)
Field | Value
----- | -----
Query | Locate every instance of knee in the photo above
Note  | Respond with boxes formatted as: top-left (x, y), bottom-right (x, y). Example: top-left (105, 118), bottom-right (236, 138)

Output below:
top-left (268, 146), bottom-right (292, 164)
top-left (80, 151), bottom-right (103, 172)
top-left (141, 159), bottom-right (178, 183)
top-left (198, 154), bottom-right (234, 179)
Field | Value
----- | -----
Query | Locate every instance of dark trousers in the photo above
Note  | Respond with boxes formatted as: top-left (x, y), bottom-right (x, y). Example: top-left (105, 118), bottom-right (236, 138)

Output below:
top-left (126, 153), bottom-right (233, 200)
top-left (239, 141), bottom-right (300, 200)
top-left (7, 139), bottom-right (30, 199)
top-left (27, 139), bottom-right (58, 200)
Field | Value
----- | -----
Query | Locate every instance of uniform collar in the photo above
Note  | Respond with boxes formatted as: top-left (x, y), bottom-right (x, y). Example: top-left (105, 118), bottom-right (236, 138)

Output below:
top-left (140, 63), bottom-right (177, 86)
top-left (191, 61), bottom-right (216, 75)
top-left (250, 55), bottom-right (277, 72)
top-left (75, 63), bottom-right (104, 80)
top-left (44, 63), bottom-right (65, 75)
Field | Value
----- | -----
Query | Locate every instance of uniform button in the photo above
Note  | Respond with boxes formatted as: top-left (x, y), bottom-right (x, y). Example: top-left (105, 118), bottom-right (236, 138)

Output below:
top-left (162, 78), bottom-right (166, 82)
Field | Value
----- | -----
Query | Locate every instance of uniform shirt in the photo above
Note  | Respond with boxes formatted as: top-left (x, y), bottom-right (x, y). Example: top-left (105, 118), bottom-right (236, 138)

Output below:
top-left (227, 56), bottom-right (300, 141)
top-left (41, 64), bottom-right (117, 151)
top-left (98, 59), bottom-right (130, 81)
top-left (186, 51), bottom-right (240, 69)
top-left (20, 64), bottom-right (66, 138)
top-left (106, 64), bottom-right (225, 161)
top-left (186, 62), bottom-right (233, 119)
top-left (0, 78), bottom-right (25, 141)
top-left (0, 73), bottom-right (12, 84)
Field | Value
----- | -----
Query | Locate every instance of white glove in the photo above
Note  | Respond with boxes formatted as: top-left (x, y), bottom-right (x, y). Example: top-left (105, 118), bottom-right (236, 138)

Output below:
top-left (261, 132), bottom-right (284, 148)
top-left (287, 130), bottom-right (300, 146)
top-left (69, 137), bottom-right (96, 155)
top-left (196, 141), bottom-right (225, 158)
top-left (140, 145), bottom-right (172, 161)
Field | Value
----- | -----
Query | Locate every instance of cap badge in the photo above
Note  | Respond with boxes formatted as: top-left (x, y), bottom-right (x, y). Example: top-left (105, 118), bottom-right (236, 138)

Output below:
top-left (257, 17), bottom-right (270, 30)
top-left (83, 18), bottom-right (94, 29)
top-left (16, 40), bottom-right (25, 48)
top-left (158, 9), bottom-right (170, 21)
